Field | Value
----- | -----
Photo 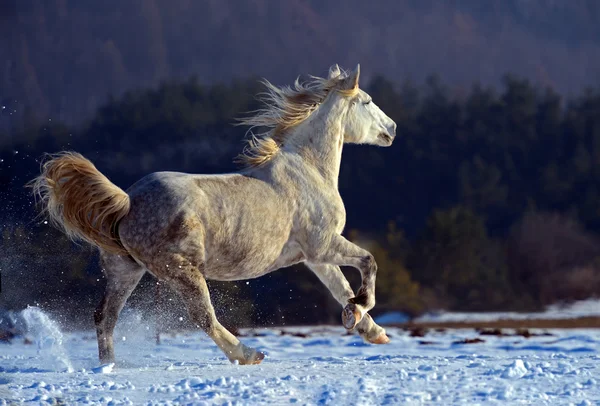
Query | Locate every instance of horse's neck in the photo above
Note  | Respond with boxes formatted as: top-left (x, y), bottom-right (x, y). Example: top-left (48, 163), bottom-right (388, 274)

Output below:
top-left (287, 101), bottom-right (345, 188)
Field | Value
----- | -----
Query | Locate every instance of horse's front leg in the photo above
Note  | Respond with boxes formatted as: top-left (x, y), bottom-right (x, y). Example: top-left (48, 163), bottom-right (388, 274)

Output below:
top-left (307, 263), bottom-right (389, 343)
top-left (305, 235), bottom-right (378, 329)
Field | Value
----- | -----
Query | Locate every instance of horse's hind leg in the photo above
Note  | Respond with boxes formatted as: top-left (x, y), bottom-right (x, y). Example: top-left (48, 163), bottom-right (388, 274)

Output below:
top-left (307, 263), bottom-right (389, 344)
top-left (152, 260), bottom-right (264, 365)
top-left (94, 252), bottom-right (145, 364)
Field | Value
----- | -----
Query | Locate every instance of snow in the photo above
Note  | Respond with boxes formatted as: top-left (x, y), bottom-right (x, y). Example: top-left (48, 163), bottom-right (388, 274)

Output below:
top-left (92, 364), bottom-right (115, 375)
top-left (501, 359), bottom-right (528, 379)
top-left (415, 298), bottom-right (600, 323)
top-left (2, 310), bottom-right (600, 404)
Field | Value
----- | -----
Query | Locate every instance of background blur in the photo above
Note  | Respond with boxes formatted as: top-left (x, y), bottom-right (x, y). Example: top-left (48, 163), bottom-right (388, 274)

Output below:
top-left (2, 0), bottom-right (600, 330)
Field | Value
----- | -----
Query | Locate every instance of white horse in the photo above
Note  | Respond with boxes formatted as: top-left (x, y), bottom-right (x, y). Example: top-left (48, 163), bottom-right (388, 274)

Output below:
top-left (31, 64), bottom-right (397, 365)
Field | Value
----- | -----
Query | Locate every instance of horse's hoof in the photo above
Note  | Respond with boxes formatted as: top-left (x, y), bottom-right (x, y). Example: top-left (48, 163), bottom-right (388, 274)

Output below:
top-left (342, 303), bottom-right (362, 330)
top-left (233, 349), bottom-right (265, 365)
top-left (250, 351), bottom-right (265, 365)
top-left (368, 332), bottom-right (390, 345)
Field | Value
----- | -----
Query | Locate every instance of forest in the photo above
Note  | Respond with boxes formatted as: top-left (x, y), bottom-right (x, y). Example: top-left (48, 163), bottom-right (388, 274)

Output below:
top-left (2, 72), bottom-right (600, 328)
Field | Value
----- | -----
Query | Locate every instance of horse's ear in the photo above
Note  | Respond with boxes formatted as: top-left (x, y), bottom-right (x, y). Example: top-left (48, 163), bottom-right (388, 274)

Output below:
top-left (340, 64), bottom-right (360, 90)
top-left (328, 64), bottom-right (341, 80)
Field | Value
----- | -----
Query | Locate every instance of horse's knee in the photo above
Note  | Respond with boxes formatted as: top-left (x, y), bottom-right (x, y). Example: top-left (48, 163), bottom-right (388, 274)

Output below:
top-left (360, 253), bottom-right (377, 276)
top-left (350, 254), bottom-right (377, 310)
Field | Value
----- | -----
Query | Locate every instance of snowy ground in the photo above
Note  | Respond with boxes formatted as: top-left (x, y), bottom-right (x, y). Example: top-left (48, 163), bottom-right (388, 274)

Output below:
top-left (2, 309), bottom-right (600, 405)
top-left (414, 299), bottom-right (600, 323)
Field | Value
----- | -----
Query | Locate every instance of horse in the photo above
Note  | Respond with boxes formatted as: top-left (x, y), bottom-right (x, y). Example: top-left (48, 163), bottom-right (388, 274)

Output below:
top-left (31, 64), bottom-right (397, 365)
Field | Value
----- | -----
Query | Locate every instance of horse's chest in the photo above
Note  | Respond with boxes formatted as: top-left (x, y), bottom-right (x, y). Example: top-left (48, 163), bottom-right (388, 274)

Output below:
top-left (314, 195), bottom-right (346, 233)
top-left (333, 204), bottom-right (346, 232)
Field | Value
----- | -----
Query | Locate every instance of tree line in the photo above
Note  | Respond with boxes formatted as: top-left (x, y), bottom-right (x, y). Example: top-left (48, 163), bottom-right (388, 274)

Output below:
top-left (3, 0), bottom-right (600, 127)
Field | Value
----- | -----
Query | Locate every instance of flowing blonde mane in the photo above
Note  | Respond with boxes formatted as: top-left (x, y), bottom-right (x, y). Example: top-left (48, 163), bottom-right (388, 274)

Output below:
top-left (236, 71), bottom-right (359, 167)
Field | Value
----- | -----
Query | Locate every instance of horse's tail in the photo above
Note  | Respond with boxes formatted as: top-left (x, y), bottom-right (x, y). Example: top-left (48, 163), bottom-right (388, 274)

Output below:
top-left (29, 152), bottom-right (130, 255)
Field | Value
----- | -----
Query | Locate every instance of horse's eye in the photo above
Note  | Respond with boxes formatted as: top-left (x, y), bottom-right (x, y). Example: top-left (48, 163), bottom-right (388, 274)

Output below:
top-left (363, 100), bottom-right (371, 105)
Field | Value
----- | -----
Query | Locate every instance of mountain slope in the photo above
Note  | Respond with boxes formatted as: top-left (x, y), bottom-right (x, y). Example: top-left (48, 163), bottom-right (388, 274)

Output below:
top-left (1, 0), bottom-right (599, 125)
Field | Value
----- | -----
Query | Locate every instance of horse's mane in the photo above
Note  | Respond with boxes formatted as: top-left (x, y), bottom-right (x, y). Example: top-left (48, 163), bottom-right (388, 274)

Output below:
top-left (236, 70), bottom-right (359, 168)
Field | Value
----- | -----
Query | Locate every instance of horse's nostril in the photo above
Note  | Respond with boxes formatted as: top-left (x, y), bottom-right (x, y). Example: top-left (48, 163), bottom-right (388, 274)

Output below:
top-left (378, 132), bottom-right (393, 144)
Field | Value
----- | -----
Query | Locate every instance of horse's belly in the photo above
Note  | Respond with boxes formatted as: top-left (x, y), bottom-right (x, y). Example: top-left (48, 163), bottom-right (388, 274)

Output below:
top-left (204, 263), bottom-right (273, 281)
top-left (203, 240), bottom-right (303, 281)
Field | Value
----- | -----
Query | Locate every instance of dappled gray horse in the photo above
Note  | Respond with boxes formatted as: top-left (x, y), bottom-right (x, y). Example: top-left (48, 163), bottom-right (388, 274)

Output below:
top-left (31, 64), bottom-right (397, 365)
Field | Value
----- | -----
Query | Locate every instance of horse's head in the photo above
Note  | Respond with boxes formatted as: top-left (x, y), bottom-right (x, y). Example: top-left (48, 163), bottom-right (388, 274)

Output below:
top-left (328, 64), bottom-right (397, 147)
top-left (236, 64), bottom-right (397, 168)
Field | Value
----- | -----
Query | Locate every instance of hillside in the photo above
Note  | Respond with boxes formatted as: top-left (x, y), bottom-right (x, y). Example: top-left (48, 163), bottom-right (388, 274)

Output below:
top-left (1, 0), bottom-right (600, 127)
